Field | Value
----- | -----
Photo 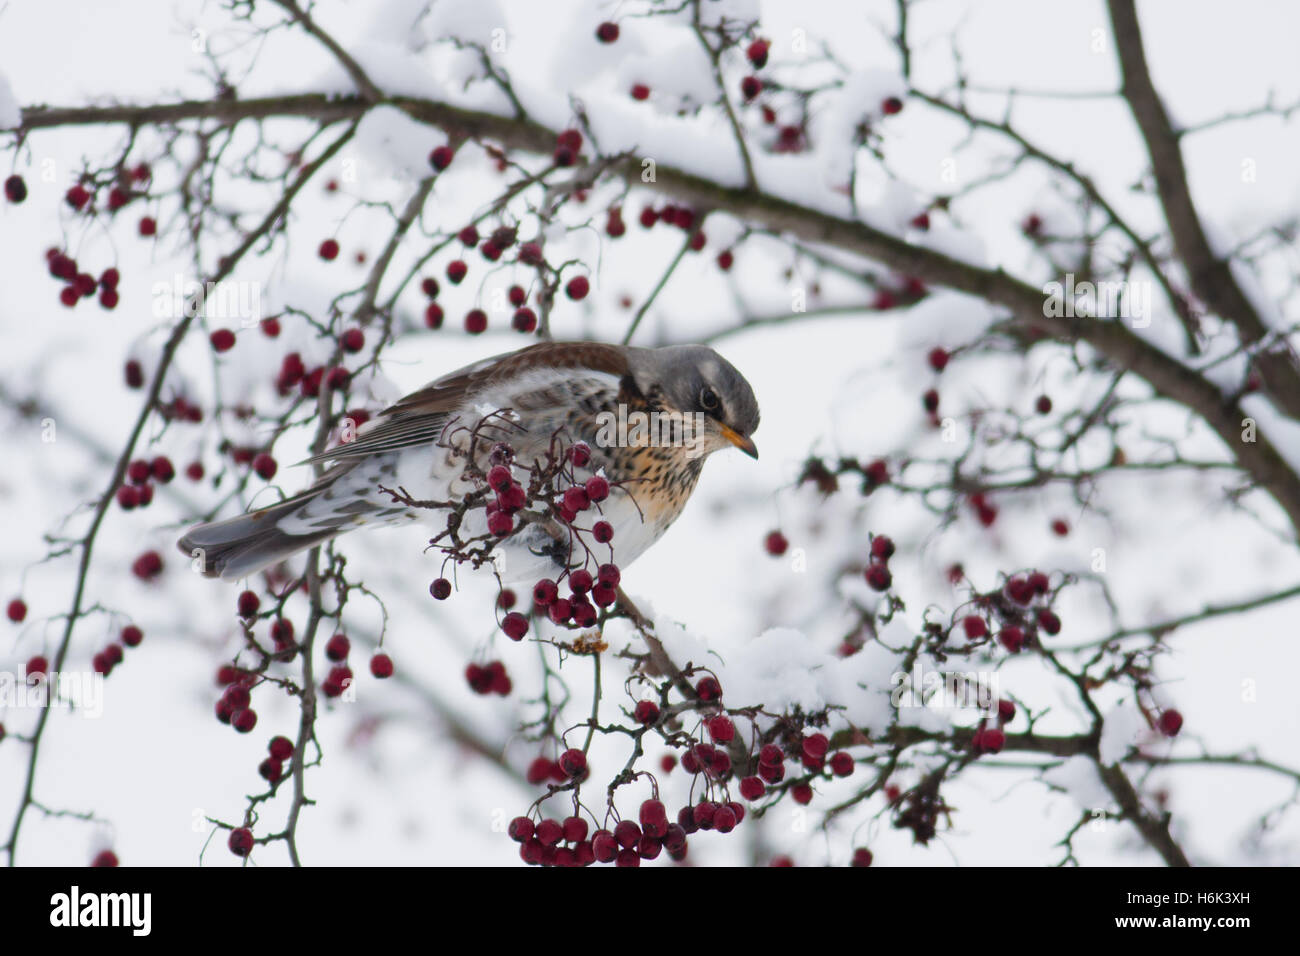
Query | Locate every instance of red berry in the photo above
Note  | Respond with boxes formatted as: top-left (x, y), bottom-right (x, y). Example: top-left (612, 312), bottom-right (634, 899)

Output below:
top-left (1051, 518), bottom-right (1070, 537)
top-left (764, 531), bottom-right (788, 556)
top-left (511, 307), bottom-right (537, 333)
top-left (325, 634), bottom-right (350, 662)
top-left (7, 599), bottom-right (27, 623)
top-left (852, 847), bottom-right (874, 867)
top-left (429, 577), bottom-right (452, 600)
top-left (613, 819), bottom-right (641, 849)
top-left (592, 830), bottom-right (618, 862)
top-left (228, 827), bottom-right (254, 857)
top-left (318, 239), bottom-right (339, 261)
top-left (595, 21), bottom-right (619, 42)
top-left (370, 654), bottom-right (393, 678)
top-left (630, 83), bottom-right (650, 101)
top-left (131, 550), bottom-right (164, 580)
top-left (865, 563), bottom-right (892, 591)
top-left (1158, 709), bottom-right (1183, 737)
top-left (120, 625), bottom-right (143, 647)
top-left (741, 75), bottom-right (762, 100)
top-left (1036, 395), bottom-right (1053, 415)
top-left (998, 626), bottom-right (1025, 653)
top-left (928, 346), bottom-right (949, 372)
top-left (562, 816), bottom-right (588, 843)
top-left (252, 453), bottom-right (277, 480)
top-left (446, 260), bottom-right (467, 284)
top-left (881, 96), bottom-right (903, 115)
top-left (424, 302), bottom-right (444, 328)
top-left (569, 442), bottom-right (591, 467)
top-left (26, 655), bottom-right (48, 678)
top-left (695, 676), bottom-right (722, 702)
top-left (429, 145), bottom-right (454, 170)
top-left (66, 185), bottom-right (90, 209)
top-left (1037, 609), bottom-right (1061, 635)
top-left (829, 752), bottom-right (854, 777)
top-left (501, 611), bottom-right (528, 641)
top-left (746, 38), bottom-right (769, 68)
top-left (871, 535), bottom-right (896, 561)
top-left (634, 700), bottom-right (659, 725)
top-left (99, 289), bottom-right (120, 310)
top-left (91, 849), bottom-right (118, 867)
top-left (259, 758), bottom-right (283, 783)
top-left (708, 715), bottom-right (735, 742)
top-left (565, 275), bottom-right (590, 300)
top-left (923, 388), bottom-right (939, 413)
top-left (341, 328), bottom-right (364, 353)
top-left (508, 817), bottom-right (535, 842)
top-left (138, 216), bottom-right (157, 236)
top-left (269, 736), bottom-right (294, 761)
top-left (4, 175), bottom-right (26, 203)
top-left (592, 521), bottom-right (614, 544)
top-left (568, 569), bottom-right (593, 595)
top-left (60, 286), bottom-right (79, 308)
top-left (464, 308), bottom-right (488, 334)
top-left (962, 615), bottom-right (987, 639)
top-left (210, 329), bottom-right (236, 352)
top-left (1028, 571), bottom-right (1050, 594)
top-left (997, 699), bottom-right (1016, 723)
top-left (421, 277), bottom-right (440, 298)
top-left (558, 748), bottom-right (587, 778)
top-left (584, 475), bottom-right (609, 502)
top-left (232, 708), bottom-right (258, 733)
top-left (803, 733), bottom-right (829, 759)
top-left (739, 776), bottom-right (765, 800)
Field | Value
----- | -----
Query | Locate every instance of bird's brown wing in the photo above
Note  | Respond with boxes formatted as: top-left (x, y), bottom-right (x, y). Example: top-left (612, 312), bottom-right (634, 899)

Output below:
top-left (304, 341), bottom-right (631, 464)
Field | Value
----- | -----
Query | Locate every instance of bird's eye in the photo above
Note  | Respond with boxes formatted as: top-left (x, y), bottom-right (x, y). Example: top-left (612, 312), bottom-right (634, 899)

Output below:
top-left (699, 386), bottom-right (720, 411)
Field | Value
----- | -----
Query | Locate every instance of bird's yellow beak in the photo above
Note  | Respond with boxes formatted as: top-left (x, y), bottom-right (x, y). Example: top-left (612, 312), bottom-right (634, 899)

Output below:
top-left (719, 423), bottom-right (758, 459)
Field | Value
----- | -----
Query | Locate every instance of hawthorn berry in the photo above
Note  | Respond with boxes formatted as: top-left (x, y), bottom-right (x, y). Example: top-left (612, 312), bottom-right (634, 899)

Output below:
top-left (446, 260), bottom-right (467, 284)
top-left (120, 625), bottom-right (143, 647)
top-left (6, 599), bottom-right (26, 623)
top-left (829, 752), bottom-right (854, 777)
top-left (252, 453), bottom-right (277, 480)
top-left (511, 307), bottom-right (537, 333)
top-left (695, 676), bottom-right (722, 702)
top-left (232, 708), bottom-right (258, 733)
top-left (1037, 609), bottom-right (1061, 635)
top-left (228, 828), bottom-right (254, 857)
top-left (746, 38), bottom-right (769, 68)
top-left (764, 530), bottom-right (788, 556)
top-left (1159, 709), bottom-right (1183, 737)
top-left (865, 563), bottom-right (892, 591)
top-left (3, 174), bottom-right (26, 203)
top-left (998, 626), bottom-right (1025, 653)
top-left (430, 577), bottom-right (452, 600)
top-left (565, 275), bottom-right (590, 300)
top-left (259, 756), bottom-right (284, 782)
top-left (556, 749), bottom-right (586, 779)
top-left (928, 346), bottom-right (949, 372)
top-left (429, 146), bottom-right (454, 170)
top-left (852, 848), bottom-right (874, 867)
top-left (708, 714), bottom-right (735, 743)
top-left (595, 21), bottom-right (618, 42)
top-left (318, 239), bottom-right (339, 261)
top-left (501, 611), bottom-right (528, 641)
top-left (962, 615), bottom-right (988, 639)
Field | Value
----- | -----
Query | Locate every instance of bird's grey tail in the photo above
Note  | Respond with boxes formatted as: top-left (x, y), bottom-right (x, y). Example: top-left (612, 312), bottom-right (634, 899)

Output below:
top-left (177, 487), bottom-right (338, 582)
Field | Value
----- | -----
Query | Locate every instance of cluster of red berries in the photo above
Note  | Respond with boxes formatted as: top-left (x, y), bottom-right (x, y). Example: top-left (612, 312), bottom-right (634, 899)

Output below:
top-left (116, 455), bottom-right (173, 511)
top-left (511, 797), bottom-right (703, 867)
top-left (865, 533), bottom-right (895, 591)
top-left (89, 624), bottom-right (141, 677)
top-left (46, 249), bottom-right (122, 311)
top-left (259, 734), bottom-right (294, 783)
top-left (274, 350), bottom-right (349, 399)
top-left (970, 699), bottom-right (1017, 755)
top-left (214, 667), bottom-right (259, 733)
top-left (465, 660), bottom-right (512, 695)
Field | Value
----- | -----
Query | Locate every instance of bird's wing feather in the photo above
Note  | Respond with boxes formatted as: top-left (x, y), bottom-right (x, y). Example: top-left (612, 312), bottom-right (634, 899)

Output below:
top-left (304, 341), bottom-right (631, 464)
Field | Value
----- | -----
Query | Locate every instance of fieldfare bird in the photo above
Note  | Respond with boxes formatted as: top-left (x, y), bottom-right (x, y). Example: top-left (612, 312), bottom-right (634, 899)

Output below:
top-left (178, 341), bottom-right (760, 582)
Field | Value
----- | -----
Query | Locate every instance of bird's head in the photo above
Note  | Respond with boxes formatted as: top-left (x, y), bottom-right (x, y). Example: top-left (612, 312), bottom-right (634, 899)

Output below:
top-left (628, 345), bottom-right (761, 459)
